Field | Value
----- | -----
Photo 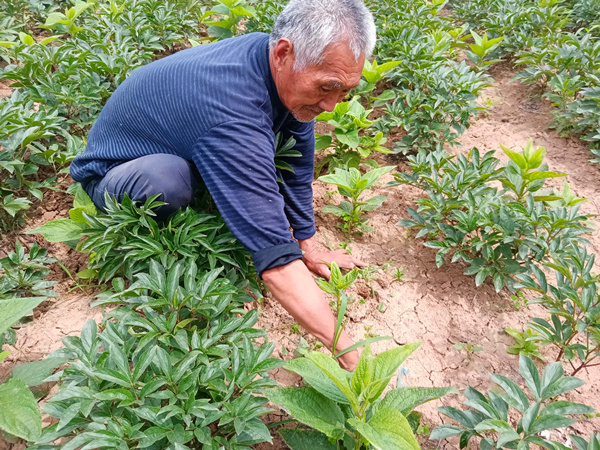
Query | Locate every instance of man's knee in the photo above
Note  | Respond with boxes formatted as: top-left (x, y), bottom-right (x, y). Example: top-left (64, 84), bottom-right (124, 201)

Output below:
top-left (92, 154), bottom-right (198, 218)
top-left (136, 154), bottom-right (197, 216)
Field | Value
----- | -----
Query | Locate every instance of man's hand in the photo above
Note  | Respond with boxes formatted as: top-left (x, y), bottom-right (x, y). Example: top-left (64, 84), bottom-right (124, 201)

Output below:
top-left (299, 236), bottom-right (366, 279)
top-left (262, 259), bottom-right (361, 371)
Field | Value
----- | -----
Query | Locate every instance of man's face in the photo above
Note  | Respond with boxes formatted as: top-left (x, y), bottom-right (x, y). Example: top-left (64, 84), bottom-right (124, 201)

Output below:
top-left (271, 40), bottom-right (365, 123)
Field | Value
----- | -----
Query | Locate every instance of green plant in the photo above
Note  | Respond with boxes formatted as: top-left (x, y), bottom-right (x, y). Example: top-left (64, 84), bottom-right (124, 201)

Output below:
top-left (354, 58), bottom-right (400, 108)
top-left (392, 142), bottom-right (592, 292)
top-left (510, 290), bottom-right (528, 310)
top-left (315, 97), bottom-right (391, 174)
top-left (202, 0), bottom-right (255, 40)
top-left (319, 165), bottom-right (395, 233)
top-left (0, 241), bottom-right (57, 299)
top-left (38, 1), bottom-right (92, 36)
top-left (315, 262), bottom-right (360, 356)
top-left (31, 261), bottom-right (281, 449)
top-left (0, 242), bottom-right (56, 442)
top-left (431, 355), bottom-right (595, 449)
top-left (572, 433), bottom-right (600, 450)
top-left (393, 267), bottom-right (406, 282)
top-left (505, 328), bottom-right (545, 360)
top-left (274, 132), bottom-right (301, 183)
top-left (265, 342), bottom-right (454, 450)
top-left (517, 244), bottom-right (600, 375)
top-left (466, 31), bottom-right (505, 70)
top-left (453, 341), bottom-right (483, 362)
top-left (32, 192), bottom-right (258, 290)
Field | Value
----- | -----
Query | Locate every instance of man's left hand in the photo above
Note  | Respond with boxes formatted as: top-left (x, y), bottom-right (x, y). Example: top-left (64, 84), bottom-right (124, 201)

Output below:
top-left (299, 237), bottom-right (366, 279)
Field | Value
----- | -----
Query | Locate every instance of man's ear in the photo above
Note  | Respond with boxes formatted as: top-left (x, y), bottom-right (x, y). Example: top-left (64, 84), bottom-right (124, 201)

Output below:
top-left (271, 38), bottom-right (295, 70)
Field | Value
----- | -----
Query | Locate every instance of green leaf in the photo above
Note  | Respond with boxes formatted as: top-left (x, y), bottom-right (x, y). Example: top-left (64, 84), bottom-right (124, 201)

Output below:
top-left (0, 378), bottom-right (41, 441)
top-left (529, 414), bottom-right (575, 434)
top-left (278, 429), bottom-right (337, 450)
top-left (429, 425), bottom-right (464, 439)
top-left (527, 171), bottom-right (566, 181)
top-left (27, 218), bottom-right (86, 242)
top-left (540, 401), bottom-right (594, 417)
top-left (306, 352), bottom-right (357, 408)
top-left (207, 25), bottom-right (233, 40)
top-left (500, 145), bottom-right (528, 171)
top-left (334, 336), bottom-right (393, 359)
top-left (519, 355), bottom-right (541, 401)
top-left (352, 344), bottom-right (373, 396)
top-left (374, 387), bottom-right (456, 416)
top-left (10, 357), bottom-right (69, 387)
top-left (0, 298), bottom-right (46, 335)
top-left (315, 134), bottom-right (333, 151)
top-left (264, 387), bottom-right (345, 438)
top-left (348, 407), bottom-right (419, 450)
top-left (336, 129), bottom-right (360, 148)
top-left (368, 342), bottom-right (421, 401)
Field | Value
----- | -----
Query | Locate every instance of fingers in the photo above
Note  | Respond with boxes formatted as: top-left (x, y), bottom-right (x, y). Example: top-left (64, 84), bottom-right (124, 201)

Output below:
top-left (330, 250), bottom-right (367, 270)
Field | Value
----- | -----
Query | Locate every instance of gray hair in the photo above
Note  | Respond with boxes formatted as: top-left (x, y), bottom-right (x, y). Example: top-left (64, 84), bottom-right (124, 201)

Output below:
top-left (269, 0), bottom-right (376, 71)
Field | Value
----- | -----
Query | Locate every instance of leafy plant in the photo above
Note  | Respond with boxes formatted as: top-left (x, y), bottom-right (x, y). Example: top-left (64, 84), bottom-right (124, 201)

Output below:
top-left (274, 131), bottom-right (301, 182)
top-left (31, 192), bottom-right (257, 289)
top-left (354, 59), bottom-right (400, 108)
top-left (315, 262), bottom-right (360, 356)
top-left (392, 142), bottom-right (592, 291)
top-left (517, 244), bottom-right (600, 375)
top-left (315, 97), bottom-right (391, 174)
top-left (0, 241), bottom-right (57, 299)
top-left (30, 260), bottom-right (281, 449)
top-left (453, 341), bottom-right (484, 362)
top-left (265, 342), bottom-right (454, 450)
top-left (431, 355), bottom-right (595, 449)
top-left (319, 166), bottom-right (395, 234)
top-left (466, 31), bottom-right (505, 70)
top-left (505, 328), bottom-right (545, 360)
top-left (38, 1), bottom-right (92, 36)
top-left (202, 0), bottom-right (255, 40)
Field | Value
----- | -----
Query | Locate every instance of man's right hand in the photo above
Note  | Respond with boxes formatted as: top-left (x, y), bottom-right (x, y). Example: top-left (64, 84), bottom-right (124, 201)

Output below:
top-left (262, 259), bottom-right (359, 371)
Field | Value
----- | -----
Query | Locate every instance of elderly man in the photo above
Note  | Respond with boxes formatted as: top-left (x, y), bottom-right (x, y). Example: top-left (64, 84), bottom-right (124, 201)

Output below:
top-left (70, 0), bottom-right (376, 369)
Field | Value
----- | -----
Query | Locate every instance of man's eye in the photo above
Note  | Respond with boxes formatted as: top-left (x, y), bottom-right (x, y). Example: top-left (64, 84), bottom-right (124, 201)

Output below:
top-left (321, 87), bottom-right (332, 93)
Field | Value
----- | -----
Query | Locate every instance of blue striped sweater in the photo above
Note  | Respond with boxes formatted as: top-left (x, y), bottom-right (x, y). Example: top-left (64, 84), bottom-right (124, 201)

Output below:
top-left (70, 33), bottom-right (316, 275)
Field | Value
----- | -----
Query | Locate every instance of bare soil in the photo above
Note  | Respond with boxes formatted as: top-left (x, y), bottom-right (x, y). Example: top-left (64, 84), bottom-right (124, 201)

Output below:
top-left (2, 63), bottom-right (599, 449)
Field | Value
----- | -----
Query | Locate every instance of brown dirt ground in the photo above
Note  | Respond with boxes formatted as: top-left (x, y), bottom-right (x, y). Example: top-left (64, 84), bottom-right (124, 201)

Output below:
top-left (2, 63), bottom-right (600, 449)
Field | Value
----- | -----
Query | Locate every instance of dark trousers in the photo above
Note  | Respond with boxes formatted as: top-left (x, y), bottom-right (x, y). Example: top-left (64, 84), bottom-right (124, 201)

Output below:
top-left (84, 154), bottom-right (199, 220)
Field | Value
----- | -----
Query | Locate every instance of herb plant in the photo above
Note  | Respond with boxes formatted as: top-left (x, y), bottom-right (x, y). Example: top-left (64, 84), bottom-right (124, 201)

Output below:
top-left (315, 97), bottom-right (391, 175)
top-left (266, 342), bottom-right (454, 450)
top-left (431, 355), bottom-right (595, 449)
top-left (319, 165), bottom-right (395, 234)
top-left (30, 260), bottom-right (281, 449)
top-left (517, 244), bottom-right (600, 375)
top-left (392, 142), bottom-right (592, 291)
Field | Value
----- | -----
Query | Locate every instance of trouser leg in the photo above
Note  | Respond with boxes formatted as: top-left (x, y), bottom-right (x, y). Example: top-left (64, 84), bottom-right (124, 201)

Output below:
top-left (85, 154), bottom-right (199, 220)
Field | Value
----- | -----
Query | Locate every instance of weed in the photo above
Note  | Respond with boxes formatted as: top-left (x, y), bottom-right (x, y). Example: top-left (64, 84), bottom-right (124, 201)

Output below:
top-left (453, 341), bottom-right (484, 362)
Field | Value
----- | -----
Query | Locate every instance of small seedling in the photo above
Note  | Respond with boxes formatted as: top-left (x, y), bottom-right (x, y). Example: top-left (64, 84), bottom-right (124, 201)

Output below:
top-left (339, 240), bottom-right (352, 254)
top-left (319, 165), bottom-right (396, 233)
top-left (453, 341), bottom-right (483, 361)
top-left (505, 328), bottom-right (544, 360)
top-left (510, 290), bottom-right (528, 310)
top-left (393, 267), bottom-right (406, 282)
top-left (376, 302), bottom-right (386, 313)
top-left (290, 322), bottom-right (301, 335)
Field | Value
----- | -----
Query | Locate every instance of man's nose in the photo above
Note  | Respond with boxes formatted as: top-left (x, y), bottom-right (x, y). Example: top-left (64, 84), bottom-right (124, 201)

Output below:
top-left (318, 96), bottom-right (339, 112)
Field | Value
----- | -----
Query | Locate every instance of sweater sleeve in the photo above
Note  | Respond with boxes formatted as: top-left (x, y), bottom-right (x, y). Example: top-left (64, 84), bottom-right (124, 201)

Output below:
top-left (277, 116), bottom-right (316, 240)
top-left (191, 119), bottom-right (303, 276)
